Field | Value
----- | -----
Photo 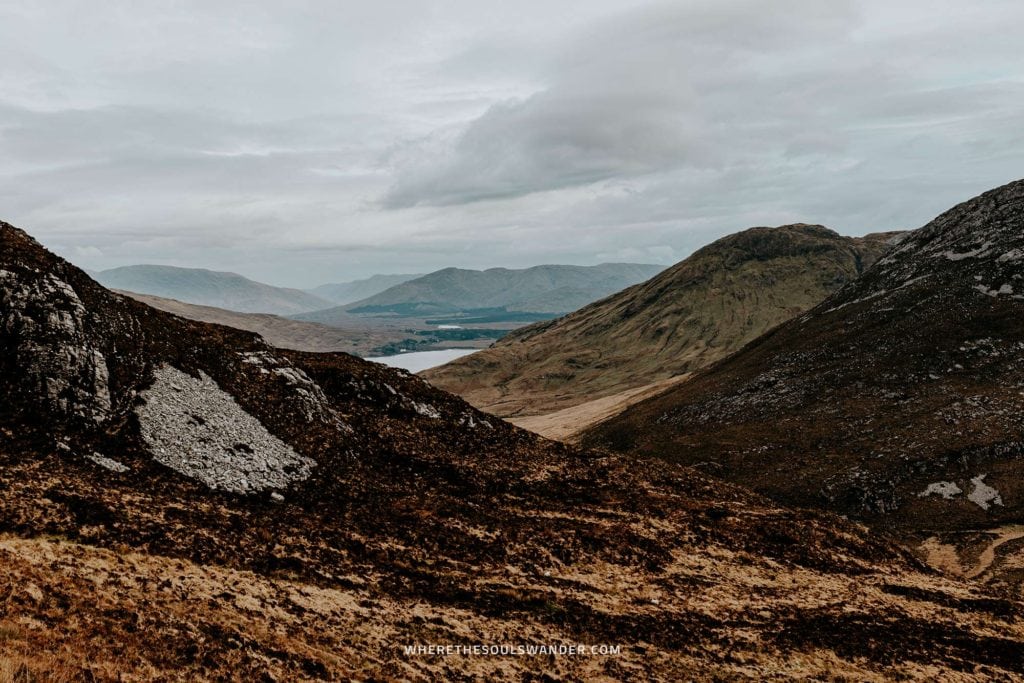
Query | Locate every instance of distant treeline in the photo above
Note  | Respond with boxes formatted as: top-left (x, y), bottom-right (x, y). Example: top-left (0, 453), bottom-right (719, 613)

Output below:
top-left (368, 328), bottom-right (509, 356)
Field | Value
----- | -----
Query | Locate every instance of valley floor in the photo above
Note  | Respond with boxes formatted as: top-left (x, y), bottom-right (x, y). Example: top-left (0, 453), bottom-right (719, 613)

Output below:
top-left (508, 375), bottom-right (691, 441)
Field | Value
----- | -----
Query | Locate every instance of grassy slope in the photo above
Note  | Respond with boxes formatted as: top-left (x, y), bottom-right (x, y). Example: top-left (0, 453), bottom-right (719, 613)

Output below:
top-left (425, 225), bottom-right (898, 420)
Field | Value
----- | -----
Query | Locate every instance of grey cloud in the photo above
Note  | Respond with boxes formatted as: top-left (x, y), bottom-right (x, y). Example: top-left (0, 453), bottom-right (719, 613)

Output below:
top-left (2, 0), bottom-right (1024, 286)
top-left (383, 0), bottom-right (860, 208)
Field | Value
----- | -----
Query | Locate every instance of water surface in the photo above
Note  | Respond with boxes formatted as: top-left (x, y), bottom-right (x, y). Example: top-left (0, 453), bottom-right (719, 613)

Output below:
top-left (368, 348), bottom-right (477, 373)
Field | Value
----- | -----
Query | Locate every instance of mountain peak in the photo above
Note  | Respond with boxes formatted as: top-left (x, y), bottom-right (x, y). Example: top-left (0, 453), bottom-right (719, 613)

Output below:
top-left (92, 263), bottom-right (333, 315)
top-left (582, 180), bottom-right (1024, 545)
top-left (859, 178), bottom-right (1024, 298)
top-left (425, 223), bottom-right (896, 429)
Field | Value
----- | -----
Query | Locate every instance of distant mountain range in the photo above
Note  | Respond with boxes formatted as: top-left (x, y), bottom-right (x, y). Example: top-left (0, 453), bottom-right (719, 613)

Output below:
top-left (116, 291), bottom-right (397, 356)
top-left (91, 263), bottom-right (666, 326)
top-left (93, 265), bottom-right (332, 315)
top-left (425, 225), bottom-right (900, 432)
top-left (308, 273), bottom-right (424, 304)
top-left (296, 263), bottom-right (666, 326)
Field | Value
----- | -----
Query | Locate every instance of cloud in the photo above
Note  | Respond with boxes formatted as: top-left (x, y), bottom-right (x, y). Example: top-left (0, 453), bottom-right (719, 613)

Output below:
top-left (382, 0), bottom-right (859, 208)
top-left (1, 0), bottom-right (1024, 286)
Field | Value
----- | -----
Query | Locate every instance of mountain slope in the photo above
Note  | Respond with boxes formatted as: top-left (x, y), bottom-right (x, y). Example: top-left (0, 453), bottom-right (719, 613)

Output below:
top-left (309, 273), bottom-right (424, 304)
top-left (582, 180), bottom-right (1024, 584)
top-left (117, 291), bottom-right (400, 356)
top-left (425, 225), bottom-right (899, 423)
top-left (4, 221), bottom-right (1024, 679)
top-left (311, 263), bottom-right (666, 319)
top-left (94, 264), bottom-right (332, 315)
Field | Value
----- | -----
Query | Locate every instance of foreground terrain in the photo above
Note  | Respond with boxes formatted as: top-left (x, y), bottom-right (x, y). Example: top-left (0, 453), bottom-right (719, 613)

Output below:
top-left (3, 221), bottom-right (1024, 680)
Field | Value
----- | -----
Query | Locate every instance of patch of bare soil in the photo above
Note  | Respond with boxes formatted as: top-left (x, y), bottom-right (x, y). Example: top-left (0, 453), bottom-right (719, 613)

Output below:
top-left (510, 375), bottom-right (691, 441)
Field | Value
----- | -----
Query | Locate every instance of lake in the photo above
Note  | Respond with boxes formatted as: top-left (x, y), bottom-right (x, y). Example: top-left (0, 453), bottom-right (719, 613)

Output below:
top-left (368, 348), bottom-right (477, 373)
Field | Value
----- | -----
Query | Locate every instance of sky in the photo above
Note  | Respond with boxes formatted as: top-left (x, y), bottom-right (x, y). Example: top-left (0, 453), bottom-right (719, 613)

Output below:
top-left (1, 0), bottom-right (1023, 288)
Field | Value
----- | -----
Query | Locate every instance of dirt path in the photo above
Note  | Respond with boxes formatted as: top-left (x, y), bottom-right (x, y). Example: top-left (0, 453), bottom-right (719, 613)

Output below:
top-left (509, 374), bottom-right (691, 441)
top-left (920, 525), bottom-right (1024, 580)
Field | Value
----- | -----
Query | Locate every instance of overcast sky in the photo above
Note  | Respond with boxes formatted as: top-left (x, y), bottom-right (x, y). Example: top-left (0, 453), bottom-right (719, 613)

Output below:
top-left (2, 0), bottom-right (1023, 287)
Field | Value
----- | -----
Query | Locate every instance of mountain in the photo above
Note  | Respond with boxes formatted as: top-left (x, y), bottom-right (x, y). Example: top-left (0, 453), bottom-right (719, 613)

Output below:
top-left (299, 263), bottom-right (666, 325)
top-left (424, 225), bottom-right (899, 433)
top-left (309, 273), bottom-right (424, 304)
top-left (582, 180), bottom-right (1024, 587)
top-left (5, 221), bottom-right (1024, 679)
top-left (94, 264), bottom-right (332, 315)
top-left (117, 291), bottom-right (400, 356)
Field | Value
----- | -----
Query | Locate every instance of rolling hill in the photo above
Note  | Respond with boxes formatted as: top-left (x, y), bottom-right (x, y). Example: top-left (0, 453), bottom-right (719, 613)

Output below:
top-left (116, 291), bottom-right (400, 356)
top-left (94, 264), bottom-right (332, 315)
top-left (4, 220), bottom-right (1023, 679)
top-left (424, 225), bottom-right (900, 431)
top-left (297, 263), bottom-right (666, 326)
top-left (308, 273), bottom-right (424, 304)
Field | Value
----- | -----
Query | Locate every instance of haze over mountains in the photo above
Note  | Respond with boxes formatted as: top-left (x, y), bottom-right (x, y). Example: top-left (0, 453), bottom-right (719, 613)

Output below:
top-left (94, 265), bottom-right (333, 316)
top-left (9, 221), bottom-right (1024, 679)
top-left (582, 179), bottom-right (1024, 590)
top-left (309, 273), bottom-right (424, 305)
top-left (119, 291), bottom-right (399, 356)
top-left (94, 263), bottom-right (667, 349)
top-left (426, 225), bottom-right (899, 435)
top-left (304, 263), bottom-right (665, 321)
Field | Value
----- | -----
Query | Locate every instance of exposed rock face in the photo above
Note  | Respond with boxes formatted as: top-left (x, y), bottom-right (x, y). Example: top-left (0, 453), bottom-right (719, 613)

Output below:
top-left (0, 268), bottom-right (111, 424)
top-left (424, 225), bottom-right (898, 425)
top-left (582, 180), bottom-right (1024, 583)
top-left (138, 365), bottom-right (316, 493)
top-left (4, 218), bottom-right (1024, 680)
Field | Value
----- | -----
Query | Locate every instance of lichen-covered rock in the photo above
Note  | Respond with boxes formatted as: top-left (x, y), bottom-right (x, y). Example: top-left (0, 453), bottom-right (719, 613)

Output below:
top-left (138, 365), bottom-right (316, 493)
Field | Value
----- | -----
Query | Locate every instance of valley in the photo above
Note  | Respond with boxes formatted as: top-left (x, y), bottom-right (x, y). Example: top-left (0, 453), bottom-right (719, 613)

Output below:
top-left (6, 2), bottom-right (1023, 679)
top-left (426, 225), bottom-right (899, 435)
top-left (5, 211), bottom-right (1024, 679)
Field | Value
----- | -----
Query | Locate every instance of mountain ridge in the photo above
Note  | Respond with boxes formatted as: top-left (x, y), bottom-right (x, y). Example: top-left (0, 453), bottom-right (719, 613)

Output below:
top-left (94, 264), bottom-right (333, 315)
top-left (425, 224), bottom-right (900, 427)
top-left (304, 262), bottom-right (666, 321)
top-left (581, 179), bottom-right (1024, 588)
top-left (309, 272), bottom-right (424, 304)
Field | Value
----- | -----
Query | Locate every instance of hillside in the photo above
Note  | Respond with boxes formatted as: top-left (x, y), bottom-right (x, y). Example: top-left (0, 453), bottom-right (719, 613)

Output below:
top-left (309, 273), bottom-right (424, 304)
top-left (300, 263), bottom-right (666, 324)
top-left (117, 291), bottom-right (399, 356)
top-left (94, 264), bottom-right (332, 315)
top-left (4, 220), bottom-right (1024, 680)
top-left (425, 225), bottom-right (899, 427)
top-left (582, 180), bottom-right (1024, 592)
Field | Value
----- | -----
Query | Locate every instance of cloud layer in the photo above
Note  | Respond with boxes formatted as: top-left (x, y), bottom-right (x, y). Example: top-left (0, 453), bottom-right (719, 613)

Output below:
top-left (1, 0), bottom-right (1023, 286)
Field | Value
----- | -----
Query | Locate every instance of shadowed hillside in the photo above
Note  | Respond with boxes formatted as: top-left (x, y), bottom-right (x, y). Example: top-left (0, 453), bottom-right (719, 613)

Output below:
top-left (582, 180), bottom-right (1024, 594)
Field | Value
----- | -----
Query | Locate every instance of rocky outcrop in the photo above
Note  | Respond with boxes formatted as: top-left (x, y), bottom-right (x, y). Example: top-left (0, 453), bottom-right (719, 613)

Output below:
top-left (0, 268), bottom-right (111, 425)
top-left (138, 365), bottom-right (316, 494)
